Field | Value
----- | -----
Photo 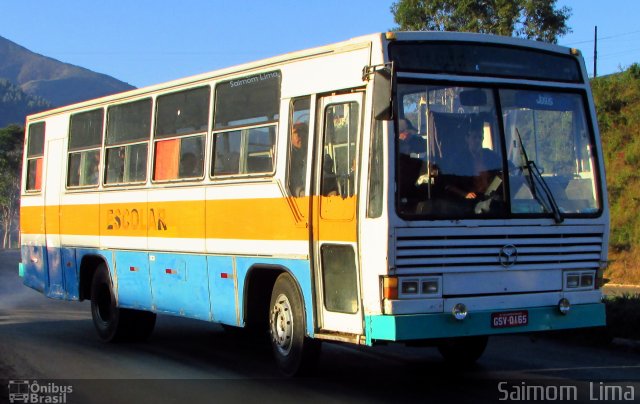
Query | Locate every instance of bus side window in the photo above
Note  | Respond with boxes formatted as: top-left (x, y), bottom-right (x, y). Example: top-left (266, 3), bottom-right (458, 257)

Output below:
top-left (212, 71), bottom-right (280, 177)
top-left (213, 132), bottom-right (241, 175)
top-left (67, 109), bottom-right (103, 188)
top-left (105, 99), bottom-right (152, 185)
top-left (153, 87), bottom-right (209, 181)
top-left (286, 97), bottom-right (311, 197)
top-left (25, 122), bottom-right (45, 192)
top-left (245, 126), bottom-right (275, 173)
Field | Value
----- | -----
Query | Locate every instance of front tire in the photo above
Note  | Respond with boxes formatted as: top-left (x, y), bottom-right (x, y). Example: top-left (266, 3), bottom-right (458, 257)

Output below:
top-left (90, 263), bottom-right (156, 342)
top-left (269, 273), bottom-right (320, 376)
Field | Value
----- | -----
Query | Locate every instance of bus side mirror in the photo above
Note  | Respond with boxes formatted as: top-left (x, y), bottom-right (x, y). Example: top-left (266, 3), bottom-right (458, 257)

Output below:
top-left (373, 68), bottom-right (393, 121)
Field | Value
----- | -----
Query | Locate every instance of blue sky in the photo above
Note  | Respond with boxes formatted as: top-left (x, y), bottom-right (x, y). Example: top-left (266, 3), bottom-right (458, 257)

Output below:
top-left (1, 0), bottom-right (638, 88)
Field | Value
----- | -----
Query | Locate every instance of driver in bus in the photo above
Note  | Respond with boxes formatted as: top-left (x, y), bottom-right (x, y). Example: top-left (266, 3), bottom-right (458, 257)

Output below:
top-left (443, 117), bottom-right (502, 201)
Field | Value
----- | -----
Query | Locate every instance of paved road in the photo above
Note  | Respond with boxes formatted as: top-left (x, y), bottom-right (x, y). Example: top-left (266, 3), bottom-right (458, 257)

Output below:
top-left (1, 249), bottom-right (639, 403)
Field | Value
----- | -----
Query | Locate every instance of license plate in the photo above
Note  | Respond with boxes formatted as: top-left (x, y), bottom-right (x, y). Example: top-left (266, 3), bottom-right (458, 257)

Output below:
top-left (491, 310), bottom-right (529, 328)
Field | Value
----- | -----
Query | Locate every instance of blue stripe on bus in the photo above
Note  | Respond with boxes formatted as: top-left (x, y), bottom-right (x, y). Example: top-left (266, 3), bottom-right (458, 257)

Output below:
top-left (21, 246), bottom-right (314, 336)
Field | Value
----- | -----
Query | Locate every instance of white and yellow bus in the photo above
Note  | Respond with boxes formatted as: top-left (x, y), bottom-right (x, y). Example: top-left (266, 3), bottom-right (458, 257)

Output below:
top-left (20, 32), bottom-right (608, 375)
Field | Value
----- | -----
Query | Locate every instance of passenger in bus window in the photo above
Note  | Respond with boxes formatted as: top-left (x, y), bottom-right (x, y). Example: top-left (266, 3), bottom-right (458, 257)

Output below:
top-left (179, 152), bottom-right (199, 178)
top-left (443, 118), bottom-right (501, 201)
top-left (288, 122), bottom-right (308, 197)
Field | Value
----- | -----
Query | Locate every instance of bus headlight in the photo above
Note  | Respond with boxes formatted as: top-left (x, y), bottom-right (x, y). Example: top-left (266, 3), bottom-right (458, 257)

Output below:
top-left (398, 276), bottom-right (441, 298)
top-left (401, 279), bottom-right (419, 295)
top-left (563, 270), bottom-right (595, 290)
top-left (422, 279), bottom-right (439, 294)
top-left (384, 276), bottom-right (442, 299)
top-left (580, 273), bottom-right (593, 288)
top-left (566, 273), bottom-right (580, 288)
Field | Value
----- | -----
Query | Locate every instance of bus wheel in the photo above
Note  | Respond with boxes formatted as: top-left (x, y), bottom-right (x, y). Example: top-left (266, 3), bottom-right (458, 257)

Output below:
top-left (437, 336), bottom-right (488, 366)
top-left (90, 264), bottom-right (125, 342)
top-left (269, 273), bottom-right (320, 376)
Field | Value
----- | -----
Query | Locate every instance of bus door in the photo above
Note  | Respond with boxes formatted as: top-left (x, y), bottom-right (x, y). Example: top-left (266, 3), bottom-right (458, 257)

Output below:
top-left (312, 93), bottom-right (363, 335)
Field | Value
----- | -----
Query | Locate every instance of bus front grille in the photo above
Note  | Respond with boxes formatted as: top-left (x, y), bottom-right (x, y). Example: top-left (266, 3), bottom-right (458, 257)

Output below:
top-left (393, 225), bottom-right (605, 274)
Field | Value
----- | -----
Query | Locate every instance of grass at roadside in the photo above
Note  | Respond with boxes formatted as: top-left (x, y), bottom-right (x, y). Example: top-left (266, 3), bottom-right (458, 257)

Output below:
top-left (606, 250), bottom-right (640, 286)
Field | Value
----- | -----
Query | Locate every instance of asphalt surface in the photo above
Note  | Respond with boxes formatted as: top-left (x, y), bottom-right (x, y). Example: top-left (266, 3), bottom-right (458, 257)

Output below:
top-left (1, 249), bottom-right (639, 403)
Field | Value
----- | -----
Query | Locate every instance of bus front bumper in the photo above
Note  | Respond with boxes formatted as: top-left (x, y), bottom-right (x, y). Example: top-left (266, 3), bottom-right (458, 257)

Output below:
top-left (364, 303), bottom-right (605, 346)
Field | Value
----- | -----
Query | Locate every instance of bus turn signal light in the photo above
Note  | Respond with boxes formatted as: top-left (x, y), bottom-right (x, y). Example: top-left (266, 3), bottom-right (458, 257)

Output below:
top-left (383, 276), bottom-right (398, 299)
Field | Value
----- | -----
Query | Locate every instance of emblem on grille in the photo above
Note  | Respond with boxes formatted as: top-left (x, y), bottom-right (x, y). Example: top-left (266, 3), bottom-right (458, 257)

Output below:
top-left (499, 244), bottom-right (518, 267)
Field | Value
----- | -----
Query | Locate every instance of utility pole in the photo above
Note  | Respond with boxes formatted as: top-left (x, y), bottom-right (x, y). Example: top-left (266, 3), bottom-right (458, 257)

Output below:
top-left (594, 26), bottom-right (598, 78)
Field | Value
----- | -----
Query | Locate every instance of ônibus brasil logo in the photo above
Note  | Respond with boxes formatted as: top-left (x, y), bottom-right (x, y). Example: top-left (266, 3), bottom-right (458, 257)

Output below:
top-left (8, 380), bottom-right (73, 403)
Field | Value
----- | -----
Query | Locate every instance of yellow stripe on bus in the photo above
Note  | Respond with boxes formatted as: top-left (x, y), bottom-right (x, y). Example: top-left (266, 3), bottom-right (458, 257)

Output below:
top-left (20, 196), bottom-right (357, 242)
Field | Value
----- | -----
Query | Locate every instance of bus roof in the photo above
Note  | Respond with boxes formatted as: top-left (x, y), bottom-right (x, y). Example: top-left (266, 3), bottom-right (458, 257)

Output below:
top-left (26, 31), bottom-right (578, 121)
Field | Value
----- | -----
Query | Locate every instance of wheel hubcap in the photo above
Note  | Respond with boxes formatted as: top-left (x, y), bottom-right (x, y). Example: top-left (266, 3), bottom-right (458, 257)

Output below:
top-left (270, 293), bottom-right (293, 355)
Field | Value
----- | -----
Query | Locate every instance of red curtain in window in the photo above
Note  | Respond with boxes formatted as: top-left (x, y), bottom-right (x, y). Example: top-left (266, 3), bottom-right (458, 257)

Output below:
top-left (154, 139), bottom-right (180, 180)
top-left (35, 158), bottom-right (43, 190)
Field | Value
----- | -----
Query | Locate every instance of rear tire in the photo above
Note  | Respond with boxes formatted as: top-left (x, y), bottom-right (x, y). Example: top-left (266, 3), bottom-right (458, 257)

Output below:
top-left (90, 263), bottom-right (156, 342)
top-left (91, 264), bottom-right (123, 342)
top-left (269, 273), bottom-right (320, 376)
top-left (437, 336), bottom-right (488, 366)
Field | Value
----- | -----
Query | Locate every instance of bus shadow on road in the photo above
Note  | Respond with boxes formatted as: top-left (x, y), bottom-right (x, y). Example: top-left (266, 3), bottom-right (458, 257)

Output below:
top-left (6, 314), bottom-right (600, 403)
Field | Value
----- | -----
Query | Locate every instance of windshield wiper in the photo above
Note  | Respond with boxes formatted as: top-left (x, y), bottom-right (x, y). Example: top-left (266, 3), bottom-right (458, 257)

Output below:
top-left (515, 129), bottom-right (564, 224)
top-left (528, 160), bottom-right (564, 223)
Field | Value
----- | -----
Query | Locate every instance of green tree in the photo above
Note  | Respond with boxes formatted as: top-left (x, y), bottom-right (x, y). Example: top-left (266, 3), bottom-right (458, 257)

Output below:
top-left (0, 125), bottom-right (24, 248)
top-left (0, 79), bottom-right (51, 127)
top-left (391, 0), bottom-right (571, 43)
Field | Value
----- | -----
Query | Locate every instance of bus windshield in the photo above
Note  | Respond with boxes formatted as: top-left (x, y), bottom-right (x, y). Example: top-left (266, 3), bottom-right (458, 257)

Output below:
top-left (396, 83), bottom-right (600, 219)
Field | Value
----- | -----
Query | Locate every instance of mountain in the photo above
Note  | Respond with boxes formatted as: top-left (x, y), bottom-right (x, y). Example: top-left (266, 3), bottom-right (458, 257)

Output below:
top-left (0, 35), bottom-right (135, 109)
top-left (0, 79), bottom-right (51, 127)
